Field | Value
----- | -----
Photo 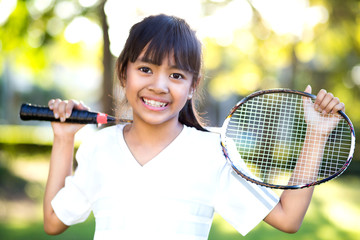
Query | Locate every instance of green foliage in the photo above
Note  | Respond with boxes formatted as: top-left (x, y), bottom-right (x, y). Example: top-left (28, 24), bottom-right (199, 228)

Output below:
top-left (201, 0), bottom-right (360, 161)
top-left (0, 165), bottom-right (28, 199)
top-left (0, 125), bottom-right (53, 145)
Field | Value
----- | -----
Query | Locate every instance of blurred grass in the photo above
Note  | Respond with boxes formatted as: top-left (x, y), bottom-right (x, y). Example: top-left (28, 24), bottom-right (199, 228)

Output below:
top-left (210, 176), bottom-right (360, 240)
top-left (0, 125), bottom-right (54, 145)
top-left (0, 217), bottom-right (95, 240)
top-left (0, 128), bottom-right (359, 240)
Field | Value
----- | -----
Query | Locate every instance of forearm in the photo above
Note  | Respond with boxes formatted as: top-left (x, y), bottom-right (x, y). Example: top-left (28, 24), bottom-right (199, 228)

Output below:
top-left (264, 130), bottom-right (327, 232)
top-left (43, 135), bottom-right (75, 234)
top-left (289, 130), bottom-right (327, 185)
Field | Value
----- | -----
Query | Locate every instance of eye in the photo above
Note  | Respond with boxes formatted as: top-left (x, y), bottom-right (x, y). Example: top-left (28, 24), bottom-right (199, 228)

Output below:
top-left (139, 67), bottom-right (152, 74)
top-left (170, 73), bottom-right (184, 80)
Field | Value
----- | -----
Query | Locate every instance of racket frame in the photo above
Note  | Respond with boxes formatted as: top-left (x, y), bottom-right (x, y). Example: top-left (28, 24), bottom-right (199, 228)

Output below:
top-left (220, 88), bottom-right (355, 189)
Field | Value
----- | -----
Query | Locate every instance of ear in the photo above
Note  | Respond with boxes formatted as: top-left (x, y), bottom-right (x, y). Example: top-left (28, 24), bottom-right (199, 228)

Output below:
top-left (188, 76), bottom-right (201, 99)
top-left (188, 84), bottom-right (197, 100)
top-left (188, 89), bottom-right (194, 100)
top-left (119, 65), bottom-right (128, 87)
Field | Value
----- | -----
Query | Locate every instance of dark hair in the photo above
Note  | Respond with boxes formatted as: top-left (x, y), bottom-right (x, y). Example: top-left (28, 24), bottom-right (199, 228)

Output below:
top-left (115, 14), bottom-right (207, 131)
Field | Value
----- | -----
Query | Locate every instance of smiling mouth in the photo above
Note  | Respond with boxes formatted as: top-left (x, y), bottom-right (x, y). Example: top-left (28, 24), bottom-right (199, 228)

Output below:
top-left (142, 98), bottom-right (168, 108)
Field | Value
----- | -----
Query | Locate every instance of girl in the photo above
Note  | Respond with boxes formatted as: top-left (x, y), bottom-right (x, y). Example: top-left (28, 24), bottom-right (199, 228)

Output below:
top-left (43, 14), bottom-right (345, 239)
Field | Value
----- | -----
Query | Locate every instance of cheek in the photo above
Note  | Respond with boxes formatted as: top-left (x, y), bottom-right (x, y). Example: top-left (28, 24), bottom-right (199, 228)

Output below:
top-left (123, 74), bottom-right (137, 92)
top-left (176, 85), bottom-right (193, 103)
top-left (123, 80), bottom-right (136, 101)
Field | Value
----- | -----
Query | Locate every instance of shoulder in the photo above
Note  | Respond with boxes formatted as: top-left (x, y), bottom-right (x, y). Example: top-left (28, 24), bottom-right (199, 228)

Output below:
top-left (182, 125), bottom-right (224, 160)
top-left (95, 124), bottom-right (122, 138)
top-left (84, 124), bottom-right (121, 144)
top-left (76, 124), bottom-right (123, 159)
top-left (183, 125), bottom-right (221, 144)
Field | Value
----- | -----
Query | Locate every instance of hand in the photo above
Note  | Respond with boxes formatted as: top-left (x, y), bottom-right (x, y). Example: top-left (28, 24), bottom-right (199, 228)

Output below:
top-left (48, 99), bottom-right (90, 137)
top-left (303, 85), bottom-right (345, 136)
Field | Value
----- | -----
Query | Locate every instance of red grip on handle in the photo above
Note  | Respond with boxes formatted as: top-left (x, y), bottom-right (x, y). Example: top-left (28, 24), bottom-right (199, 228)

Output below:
top-left (96, 113), bottom-right (108, 124)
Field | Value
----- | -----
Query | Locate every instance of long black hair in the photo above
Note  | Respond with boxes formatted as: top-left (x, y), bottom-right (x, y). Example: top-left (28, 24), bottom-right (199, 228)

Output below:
top-left (115, 14), bottom-right (207, 131)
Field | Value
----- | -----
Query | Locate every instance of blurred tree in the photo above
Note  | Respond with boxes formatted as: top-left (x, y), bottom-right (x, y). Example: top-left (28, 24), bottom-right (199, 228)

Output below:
top-left (99, 0), bottom-right (114, 116)
top-left (0, 0), bottom-right (112, 123)
top-left (203, 0), bottom-right (360, 110)
top-left (200, 0), bottom-right (360, 161)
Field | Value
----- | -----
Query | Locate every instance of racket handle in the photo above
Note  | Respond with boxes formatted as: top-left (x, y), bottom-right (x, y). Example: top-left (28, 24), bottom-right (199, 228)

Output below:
top-left (19, 103), bottom-right (116, 124)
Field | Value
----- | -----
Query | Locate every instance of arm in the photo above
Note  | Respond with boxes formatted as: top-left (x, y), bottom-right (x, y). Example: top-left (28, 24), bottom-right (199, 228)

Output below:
top-left (43, 99), bottom-right (88, 235)
top-left (264, 86), bottom-right (345, 233)
top-left (263, 131), bottom-right (320, 233)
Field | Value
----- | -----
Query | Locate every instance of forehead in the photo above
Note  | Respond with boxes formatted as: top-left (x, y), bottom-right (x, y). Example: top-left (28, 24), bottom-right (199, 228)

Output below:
top-left (137, 49), bottom-right (182, 69)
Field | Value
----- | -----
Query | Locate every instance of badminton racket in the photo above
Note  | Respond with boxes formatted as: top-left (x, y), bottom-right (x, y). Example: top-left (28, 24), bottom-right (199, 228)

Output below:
top-left (220, 89), bottom-right (355, 189)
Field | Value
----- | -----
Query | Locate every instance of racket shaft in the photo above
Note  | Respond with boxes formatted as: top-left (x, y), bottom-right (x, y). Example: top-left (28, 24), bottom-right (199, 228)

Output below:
top-left (19, 103), bottom-right (115, 124)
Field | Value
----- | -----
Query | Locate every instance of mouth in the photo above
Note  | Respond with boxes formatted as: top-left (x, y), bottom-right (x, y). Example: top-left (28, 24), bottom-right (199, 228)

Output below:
top-left (142, 97), bottom-right (169, 108)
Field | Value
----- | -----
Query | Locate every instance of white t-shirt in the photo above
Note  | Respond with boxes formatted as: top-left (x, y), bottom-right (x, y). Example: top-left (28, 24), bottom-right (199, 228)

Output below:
top-left (52, 125), bottom-right (279, 240)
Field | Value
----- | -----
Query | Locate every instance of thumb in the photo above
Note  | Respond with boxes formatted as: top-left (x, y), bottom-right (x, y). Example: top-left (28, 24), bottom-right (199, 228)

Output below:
top-left (78, 101), bottom-right (90, 111)
top-left (304, 85), bottom-right (312, 94)
top-left (302, 85), bottom-right (313, 113)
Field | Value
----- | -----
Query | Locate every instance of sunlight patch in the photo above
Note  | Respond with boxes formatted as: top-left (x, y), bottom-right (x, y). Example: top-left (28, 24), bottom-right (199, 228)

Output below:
top-left (314, 178), bottom-right (360, 234)
top-left (212, 214), bottom-right (238, 234)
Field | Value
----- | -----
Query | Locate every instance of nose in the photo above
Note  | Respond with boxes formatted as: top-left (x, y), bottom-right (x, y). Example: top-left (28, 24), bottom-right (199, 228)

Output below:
top-left (148, 74), bottom-right (169, 94)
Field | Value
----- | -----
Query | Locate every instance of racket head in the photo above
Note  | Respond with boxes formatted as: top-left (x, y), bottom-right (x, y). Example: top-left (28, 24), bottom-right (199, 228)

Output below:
top-left (220, 89), bottom-right (355, 189)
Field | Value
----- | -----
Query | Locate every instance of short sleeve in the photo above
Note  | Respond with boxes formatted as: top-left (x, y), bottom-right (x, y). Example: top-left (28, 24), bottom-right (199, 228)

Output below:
top-left (51, 176), bottom-right (92, 225)
top-left (51, 134), bottom-right (97, 226)
top-left (214, 164), bottom-right (279, 236)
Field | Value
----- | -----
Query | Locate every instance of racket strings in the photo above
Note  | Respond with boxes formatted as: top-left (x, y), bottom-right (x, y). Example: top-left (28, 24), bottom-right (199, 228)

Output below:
top-left (225, 93), bottom-right (352, 186)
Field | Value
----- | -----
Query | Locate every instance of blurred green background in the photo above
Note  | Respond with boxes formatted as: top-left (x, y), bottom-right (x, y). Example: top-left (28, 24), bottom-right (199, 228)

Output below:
top-left (0, 0), bottom-right (359, 239)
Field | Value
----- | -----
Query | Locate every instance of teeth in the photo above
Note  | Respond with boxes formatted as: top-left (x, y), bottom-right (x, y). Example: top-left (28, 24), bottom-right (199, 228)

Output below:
top-left (143, 98), bottom-right (167, 108)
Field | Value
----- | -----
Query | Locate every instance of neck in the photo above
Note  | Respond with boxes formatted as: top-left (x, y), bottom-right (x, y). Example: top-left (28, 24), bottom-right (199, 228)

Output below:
top-left (123, 119), bottom-right (184, 146)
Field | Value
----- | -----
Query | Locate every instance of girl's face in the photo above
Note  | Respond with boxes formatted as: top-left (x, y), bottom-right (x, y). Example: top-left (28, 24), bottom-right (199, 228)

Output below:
top-left (124, 51), bottom-right (194, 127)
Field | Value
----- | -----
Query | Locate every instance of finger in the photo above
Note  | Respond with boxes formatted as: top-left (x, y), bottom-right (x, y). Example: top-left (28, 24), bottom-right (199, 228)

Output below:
top-left (314, 89), bottom-right (327, 112)
top-left (65, 100), bottom-right (78, 119)
top-left (77, 101), bottom-right (90, 111)
top-left (323, 97), bottom-right (340, 114)
top-left (331, 102), bottom-right (345, 114)
top-left (57, 101), bottom-right (68, 122)
top-left (302, 85), bottom-right (313, 110)
top-left (52, 98), bottom-right (62, 119)
top-left (318, 92), bottom-right (334, 113)
top-left (304, 85), bottom-right (312, 94)
top-left (48, 99), bottom-right (56, 110)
